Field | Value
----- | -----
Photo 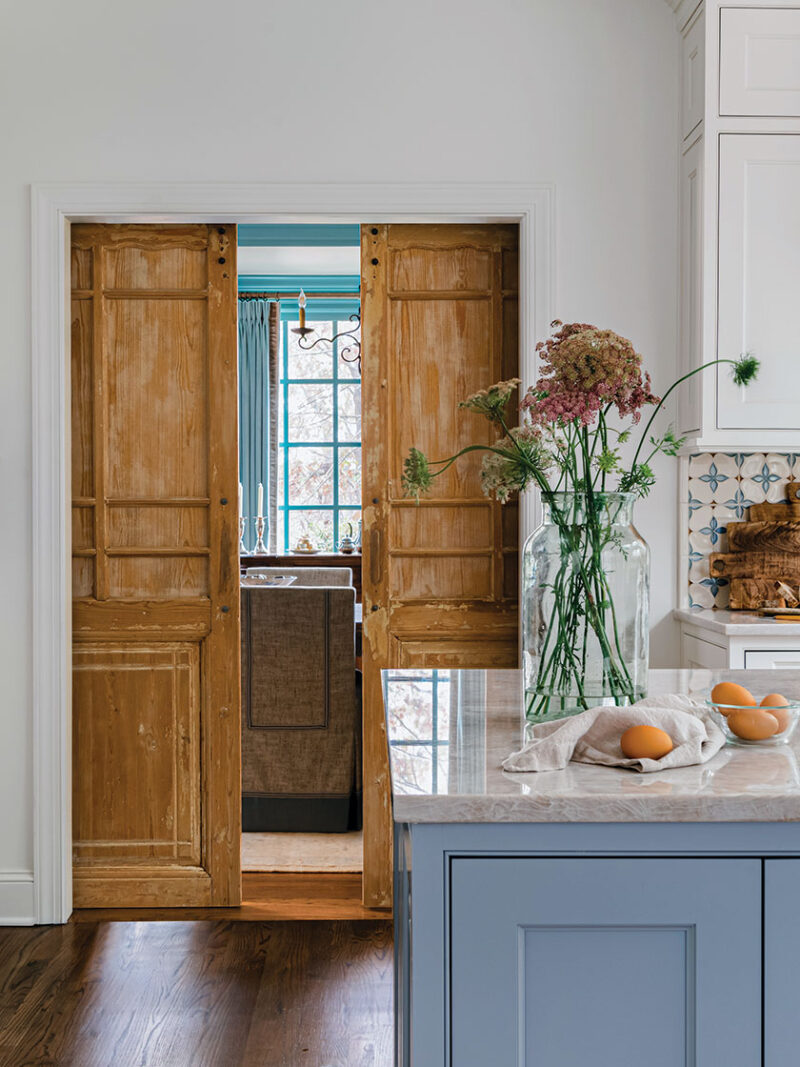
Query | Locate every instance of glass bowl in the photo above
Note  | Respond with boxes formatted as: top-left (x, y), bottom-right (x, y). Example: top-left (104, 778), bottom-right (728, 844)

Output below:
top-left (705, 698), bottom-right (800, 747)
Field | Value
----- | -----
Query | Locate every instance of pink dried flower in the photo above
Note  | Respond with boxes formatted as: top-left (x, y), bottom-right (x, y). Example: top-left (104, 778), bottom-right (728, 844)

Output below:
top-left (522, 321), bottom-right (660, 429)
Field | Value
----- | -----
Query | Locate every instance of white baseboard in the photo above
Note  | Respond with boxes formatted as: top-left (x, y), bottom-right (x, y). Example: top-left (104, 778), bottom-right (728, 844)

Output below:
top-left (0, 871), bottom-right (36, 925)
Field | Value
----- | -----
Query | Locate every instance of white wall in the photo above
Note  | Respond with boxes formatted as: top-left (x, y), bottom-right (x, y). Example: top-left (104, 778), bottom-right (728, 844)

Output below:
top-left (0, 0), bottom-right (679, 907)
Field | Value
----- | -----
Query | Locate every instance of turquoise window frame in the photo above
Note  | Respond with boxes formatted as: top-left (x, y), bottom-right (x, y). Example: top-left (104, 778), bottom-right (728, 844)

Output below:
top-left (279, 314), bottom-right (361, 553)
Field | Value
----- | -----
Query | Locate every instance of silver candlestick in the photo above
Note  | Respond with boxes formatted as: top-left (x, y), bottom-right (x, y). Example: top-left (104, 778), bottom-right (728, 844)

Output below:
top-left (254, 516), bottom-right (267, 555)
top-left (239, 516), bottom-right (247, 555)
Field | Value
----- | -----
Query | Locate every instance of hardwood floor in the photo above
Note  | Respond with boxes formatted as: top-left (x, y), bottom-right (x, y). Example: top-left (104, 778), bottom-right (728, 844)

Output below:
top-left (0, 920), bottom-right (393, 1066)
top-left (72, 872), bottom-right (385, 922)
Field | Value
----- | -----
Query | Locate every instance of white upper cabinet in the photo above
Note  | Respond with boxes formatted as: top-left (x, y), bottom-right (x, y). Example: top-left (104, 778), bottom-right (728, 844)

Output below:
top-left (717, 134), bottom-right (800, 430)
top-left (720, 8), bottom-right (800, 117)
top-left (676, 3), bottom-right (800, 448)
top-left (682, 6), bottom-right (705, 139)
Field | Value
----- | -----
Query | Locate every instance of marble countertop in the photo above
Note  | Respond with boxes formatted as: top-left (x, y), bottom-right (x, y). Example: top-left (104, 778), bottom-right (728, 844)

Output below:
top-left (674, 607), bottom-right (800, 635)
top-left (384, 668), bottom-right (800, 824)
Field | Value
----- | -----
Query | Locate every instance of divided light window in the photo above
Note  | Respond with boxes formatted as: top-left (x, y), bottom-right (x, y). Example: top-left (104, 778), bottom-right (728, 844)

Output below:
top-left (278, 319), bottom-right (361, 553)
top-left (383, 670), bottom-right (451, 794)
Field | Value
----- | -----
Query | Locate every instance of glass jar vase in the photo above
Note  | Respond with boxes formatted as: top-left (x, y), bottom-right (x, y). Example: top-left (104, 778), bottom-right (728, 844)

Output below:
top-left (522, 491), bottom-right (649, 723)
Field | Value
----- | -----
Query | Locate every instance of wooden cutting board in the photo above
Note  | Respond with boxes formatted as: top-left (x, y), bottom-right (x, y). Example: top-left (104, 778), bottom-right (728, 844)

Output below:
top-left (728, 578), bottom-right (799, 610)
top-left (748, 501), bottom-right (800, 522)
top-left (709, 482), bottom-right (800, 610)
top-left (710, 551), bottom-right (800, 579)
top-left (726, 521), bottom-right (800, 553)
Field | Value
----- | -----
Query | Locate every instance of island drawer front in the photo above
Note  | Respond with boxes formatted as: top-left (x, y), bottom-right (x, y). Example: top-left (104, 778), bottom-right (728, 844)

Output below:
top-left (450, 857), bottom-right (761, 1067)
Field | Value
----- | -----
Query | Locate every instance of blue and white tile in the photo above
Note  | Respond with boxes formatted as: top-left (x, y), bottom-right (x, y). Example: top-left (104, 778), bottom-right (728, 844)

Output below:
top-left (702, 575), bottom-right (730, 608)
top-left (721, 486), bottom-right (758, 519)
top-left (790, 455), bottom-right (800, 486)
top-left (688, 507), bottom-right (731, 553)
top-left (688, 581), bottom-right (715, 609)
top-left (687, 477), bottom-right (715, 506)
top-left (687, 537), bottom-right (710, 580)
top-left (688, 453), bottom-right (713, 479)
top-left (687, 453), bottom-right (737, 493)
top-left (739, 452), bottom-right (787, 503)
top-left (761, 453), bottom-right (793, 501)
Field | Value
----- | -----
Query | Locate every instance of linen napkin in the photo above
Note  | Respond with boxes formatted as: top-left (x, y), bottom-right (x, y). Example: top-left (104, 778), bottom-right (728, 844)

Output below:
top-left (502, 693), bottom-right (726, 774)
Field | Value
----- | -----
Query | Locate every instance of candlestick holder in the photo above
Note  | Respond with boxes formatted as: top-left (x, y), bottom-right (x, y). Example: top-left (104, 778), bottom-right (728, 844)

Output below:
top-left (239, 516), bottom-right (247, 555)
top-left (254, 516), bottom-right (267, 555)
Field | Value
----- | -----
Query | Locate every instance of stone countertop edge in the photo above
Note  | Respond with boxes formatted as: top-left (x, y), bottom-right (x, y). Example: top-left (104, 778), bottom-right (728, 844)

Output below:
top-left (673, 607), bottom-right (800, 635)
top-left (391, 793), bottom-right (800, 824)
top-left (386, 668), bottom-right (800, 825)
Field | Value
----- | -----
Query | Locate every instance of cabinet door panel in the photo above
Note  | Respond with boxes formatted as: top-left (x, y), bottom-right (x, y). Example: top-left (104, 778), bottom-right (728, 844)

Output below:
top-left (451, 858), bottom-right (760, 1067)
top-left (721, 8), bottom-right (800, 117)
top-left (717, 135), bottom-right (800, 430)
top-left (765, 859), bottom-right (800, 1066)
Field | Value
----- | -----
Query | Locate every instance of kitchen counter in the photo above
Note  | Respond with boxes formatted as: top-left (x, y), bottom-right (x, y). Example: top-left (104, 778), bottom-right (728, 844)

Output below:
top-left (674, 606), bottom-right (800, 636)
top-left (386, 667), bottom-right (800, 824)
top-left (389, 669), bottom-right (800, 1065)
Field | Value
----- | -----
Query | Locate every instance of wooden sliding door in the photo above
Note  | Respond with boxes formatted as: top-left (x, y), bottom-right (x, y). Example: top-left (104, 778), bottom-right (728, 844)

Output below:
top-left (360, 224), bottom-right (520, 907)
top-left (70, 224), bottom-right (240, 907)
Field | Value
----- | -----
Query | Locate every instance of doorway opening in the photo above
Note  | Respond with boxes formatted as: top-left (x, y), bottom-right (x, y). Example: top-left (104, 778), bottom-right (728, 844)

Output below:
top-left (67, 218), bottom-right (522, 916)
top-left (34, 180), bottom-right (551, 924)
top-left (237, 224), bottom-right (365, 890)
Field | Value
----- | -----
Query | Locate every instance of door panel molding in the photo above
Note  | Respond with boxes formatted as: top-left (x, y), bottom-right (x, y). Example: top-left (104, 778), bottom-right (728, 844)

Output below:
top-left (68, 223), bottom-right (240, 910)
top-left (361, 223), bottom-right (522, 906)
top-left (32, 181), bottom-right (553, 922)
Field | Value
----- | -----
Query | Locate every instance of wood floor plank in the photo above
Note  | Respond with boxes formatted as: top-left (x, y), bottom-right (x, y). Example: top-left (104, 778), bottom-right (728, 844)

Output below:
top-left (241, 923), bottom-right (394, 1067)
top-left (0, 920), bottom-right (393, 1067)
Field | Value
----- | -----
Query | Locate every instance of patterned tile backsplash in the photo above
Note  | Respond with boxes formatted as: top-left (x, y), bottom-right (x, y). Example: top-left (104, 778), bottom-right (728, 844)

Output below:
top-left (688, 452), bottom-right (800, 610)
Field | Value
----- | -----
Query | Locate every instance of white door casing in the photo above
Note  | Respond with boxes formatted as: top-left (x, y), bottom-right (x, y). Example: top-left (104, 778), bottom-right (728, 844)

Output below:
top-left (31, 181), bottom-right (553, 922)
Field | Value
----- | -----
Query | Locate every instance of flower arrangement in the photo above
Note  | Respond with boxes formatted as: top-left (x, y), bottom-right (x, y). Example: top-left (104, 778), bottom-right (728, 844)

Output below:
top-left (403, 321), bottom-right (759, 720)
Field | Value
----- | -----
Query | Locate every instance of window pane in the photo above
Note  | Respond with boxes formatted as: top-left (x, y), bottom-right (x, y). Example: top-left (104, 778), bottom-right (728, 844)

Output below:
top-left (338, 446), bottom-right (361, 506)
top-left (337, 319), bottom-right (361, 379)
top-left (388, 743), bottom-right (435, 794)
top-left (338, 383), bottom-right (361, 441)
top-left (386, 680), bottom-right (436, 741)
top-left (288, 384), bottom-right (333, 441)
top-left (288, 446), bottom-right (334, 505)
top-left (288, 509), bottom-right (334, 552)
top-left (387, 743), bottom-right (448, 795)
top-left (338, 508), bottom-right (361, 545)
top-left (286, 321), bottom-right (333, 379)
top-left (435, 674), bottom-right (451, 740)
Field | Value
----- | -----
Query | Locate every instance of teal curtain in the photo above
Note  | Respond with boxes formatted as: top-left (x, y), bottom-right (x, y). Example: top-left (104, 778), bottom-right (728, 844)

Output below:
top-left (238, 299), bottom-right (274, 552)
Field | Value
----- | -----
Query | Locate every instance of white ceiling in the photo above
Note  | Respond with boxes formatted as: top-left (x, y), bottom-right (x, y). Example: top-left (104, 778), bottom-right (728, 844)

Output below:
top-left (237, 245), bottom-right (361, 276)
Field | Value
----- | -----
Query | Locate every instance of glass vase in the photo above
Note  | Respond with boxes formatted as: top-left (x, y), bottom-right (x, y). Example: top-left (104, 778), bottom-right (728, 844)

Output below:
top-left (522, 491), bottom-right (649, 723)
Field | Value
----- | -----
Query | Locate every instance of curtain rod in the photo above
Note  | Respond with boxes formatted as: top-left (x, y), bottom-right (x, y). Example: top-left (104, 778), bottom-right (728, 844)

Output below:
top-left (238, 291), bottom-right (360, 301)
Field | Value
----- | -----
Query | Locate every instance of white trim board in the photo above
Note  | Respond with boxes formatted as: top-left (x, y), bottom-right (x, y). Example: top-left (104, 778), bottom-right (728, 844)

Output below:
top-left (31, 181), bottom-right (554, 924)
top-left (0, 871), bottom-right (36, 926)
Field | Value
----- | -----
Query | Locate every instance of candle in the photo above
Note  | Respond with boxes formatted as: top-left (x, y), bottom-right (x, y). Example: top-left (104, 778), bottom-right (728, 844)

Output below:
top-left (298, 288), bottom-right (306, 329)
top-left (257, 482), bottom-right (264, 518)
top-left (239, 482), bottom-right (243, 517)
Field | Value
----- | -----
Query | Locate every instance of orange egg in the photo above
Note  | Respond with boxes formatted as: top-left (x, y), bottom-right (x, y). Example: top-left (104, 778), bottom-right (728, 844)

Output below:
top-left (727, 709), bottom-right (780, 741)
top-left (711, 682), bottom-right (757, 712)
top-left (620, 725), bottom-right (674, 760)
top-left (761, 694), bottom-right (791, 732)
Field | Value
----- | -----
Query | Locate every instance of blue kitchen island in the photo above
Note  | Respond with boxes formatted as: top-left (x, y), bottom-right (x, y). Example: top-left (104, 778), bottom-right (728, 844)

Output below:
top-left (386, 668), bottom-right (800, 1067)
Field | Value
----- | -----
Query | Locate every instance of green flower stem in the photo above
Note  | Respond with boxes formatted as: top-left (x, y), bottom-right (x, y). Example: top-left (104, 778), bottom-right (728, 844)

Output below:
top-left (418, 415), bottom-right (637, 717)
top-left (629, 358), bottom-right (746, 473)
